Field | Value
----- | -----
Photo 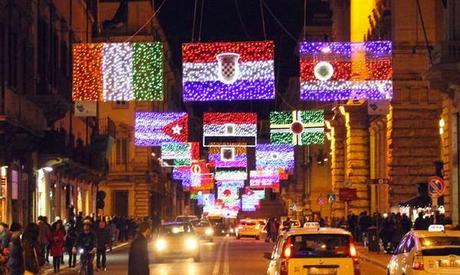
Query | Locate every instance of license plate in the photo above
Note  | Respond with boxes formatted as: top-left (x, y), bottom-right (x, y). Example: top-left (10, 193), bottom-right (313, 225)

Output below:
top-left (305, 268), bottom-right (337, 275)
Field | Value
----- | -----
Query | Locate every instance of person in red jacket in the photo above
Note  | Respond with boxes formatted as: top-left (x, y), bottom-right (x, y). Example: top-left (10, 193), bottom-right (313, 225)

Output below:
top-left (50, 220), bottom-right (65, 273)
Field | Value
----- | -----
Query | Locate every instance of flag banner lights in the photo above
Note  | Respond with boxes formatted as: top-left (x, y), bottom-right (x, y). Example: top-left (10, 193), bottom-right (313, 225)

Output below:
top-left (250, 170), bottom-right (280, 189)
top-left (72, 42), bottom-right (163, 101)
top-left (203, 113), bottom-right (257, 146)
top-left (160, 142), bottom-right (200, 167)
top-left (208, 143), bottom-right (247, 168)
top-left (182, 41), bottom-right (275, 101)
top-left (242, 189), bottom-right (265, 212)
top-left (299, 41), bottom-right (392, 101)
top-left (135, 112), bottom-right (188, 146)
top-left (215, 181), bottom-right (245, 188)
top-left (270, 110), bottom-right (324, 145)
top-left (217, 186), bottom-right (240, 204)
top-left (256, 144), bottom-right (294, 172)
top-left (197, 193), bottom-right (215, 207)
top-left (215, 170), bottom-right (248, 181)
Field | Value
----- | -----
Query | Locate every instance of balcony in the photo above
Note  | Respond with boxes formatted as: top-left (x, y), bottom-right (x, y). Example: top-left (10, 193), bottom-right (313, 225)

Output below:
top-left (0, 88), bottom-right (47, 136)
top-left (427, 40), bottom-right (460, 92)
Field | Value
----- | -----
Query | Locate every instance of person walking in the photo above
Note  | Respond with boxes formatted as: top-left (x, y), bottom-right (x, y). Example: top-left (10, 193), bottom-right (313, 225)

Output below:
top-left (128, 222), bottom-right (151, 275)
top-left (7, 223), bottom-right (24, 275)
top-left (96, 220), bottom-right (110, 271)
top-left (50, 220), bottom-right (65, 273)
top-left (37, 216), bottom-right (50, 265)
top-left (64, 221), bottom-right (78, 268)
top-left (23, 222), bottom-right (43, 274)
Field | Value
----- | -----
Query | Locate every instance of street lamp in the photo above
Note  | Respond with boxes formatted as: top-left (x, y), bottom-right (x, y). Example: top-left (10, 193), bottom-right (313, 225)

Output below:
top-left (42, 166), bottom-right (53, 172)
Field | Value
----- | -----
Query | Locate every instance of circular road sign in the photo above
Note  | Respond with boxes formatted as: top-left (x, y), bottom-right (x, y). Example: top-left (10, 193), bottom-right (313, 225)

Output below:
top-left (428, 176), bottom-right (445, 197)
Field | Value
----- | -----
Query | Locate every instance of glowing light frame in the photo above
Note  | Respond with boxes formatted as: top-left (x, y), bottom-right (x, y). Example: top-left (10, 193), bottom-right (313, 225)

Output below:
top-left (203, 113), bottom-right (257, 147)
top-left (270, 110), bottom-right (324, 145)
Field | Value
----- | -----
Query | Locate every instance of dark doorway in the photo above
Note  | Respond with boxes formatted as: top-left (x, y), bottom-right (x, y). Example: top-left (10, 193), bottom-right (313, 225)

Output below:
top-left (113, 191), bottom-right (128, 217)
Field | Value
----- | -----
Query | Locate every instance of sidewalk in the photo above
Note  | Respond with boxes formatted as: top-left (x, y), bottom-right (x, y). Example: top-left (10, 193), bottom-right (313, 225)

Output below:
top-left (357, 245), bottom-right (391, 270)
top-left (41, 241), bottom-right (129, 274)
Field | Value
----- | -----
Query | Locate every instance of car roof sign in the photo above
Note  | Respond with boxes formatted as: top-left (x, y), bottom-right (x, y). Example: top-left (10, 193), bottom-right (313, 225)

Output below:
top-left (428, 224), bottom-right (445, 232)
top-left (304, 222), bottom-right (320, 229)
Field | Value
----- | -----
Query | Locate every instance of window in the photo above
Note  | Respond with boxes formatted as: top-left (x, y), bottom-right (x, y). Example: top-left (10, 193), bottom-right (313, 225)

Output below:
top-left (60, 40), bottom-right (68, 76)
top-left (288, 234), bottom-right (351, 258)
top-left (116, 138), bottom-right (128, 165)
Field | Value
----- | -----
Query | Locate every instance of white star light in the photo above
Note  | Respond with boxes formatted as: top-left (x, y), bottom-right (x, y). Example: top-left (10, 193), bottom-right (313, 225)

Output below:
top-left (172, 124), bottom-right (182, 134)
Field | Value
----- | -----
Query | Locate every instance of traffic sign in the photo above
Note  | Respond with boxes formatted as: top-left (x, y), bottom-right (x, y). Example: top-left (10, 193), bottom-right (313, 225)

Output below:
top-left (428, 176), bottom-right (445, 198)
top-left (339, 188), bottom-right (357, 202)
top-left (317, 195), bottom-right (327, 207)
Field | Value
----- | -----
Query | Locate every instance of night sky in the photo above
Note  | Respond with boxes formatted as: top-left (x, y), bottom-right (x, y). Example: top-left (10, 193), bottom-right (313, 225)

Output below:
top-left (157, 0), bottom-right (306, 90)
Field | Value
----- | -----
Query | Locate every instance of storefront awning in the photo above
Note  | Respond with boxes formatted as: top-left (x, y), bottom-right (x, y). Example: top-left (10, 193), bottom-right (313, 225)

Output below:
top-left (399, 195), bottom-right (432, 208)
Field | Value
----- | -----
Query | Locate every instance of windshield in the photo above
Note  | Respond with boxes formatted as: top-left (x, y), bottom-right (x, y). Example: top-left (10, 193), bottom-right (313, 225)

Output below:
top-left (288, 234), bottom-right (351, 258)
top-left (420, 237), bottom-right (460, 248)
top-left (192, 220), bottom-right (211, 227)
top-left (208, 218), bottom-right (224, 225)
top-left (160, 224), bottom-right (193, 235)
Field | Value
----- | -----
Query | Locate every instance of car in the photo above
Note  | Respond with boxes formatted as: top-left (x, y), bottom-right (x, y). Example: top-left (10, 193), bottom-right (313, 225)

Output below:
top-left (279, 219), bottom-right (302, 232)
top-left (208, 216), bottom-right (229, 235)
top-left (151, 222), bottom-right (201, 262)
top-left (264, 226), bottom-right (360, 275)
top-left (387, 224), bottom-right (460, 275)
top-left (175, 215), bottom-right (199, 223)
top-left (236, 219), bottom-right (265, 240)
top-left (191, 219), bottom-right (214, 242)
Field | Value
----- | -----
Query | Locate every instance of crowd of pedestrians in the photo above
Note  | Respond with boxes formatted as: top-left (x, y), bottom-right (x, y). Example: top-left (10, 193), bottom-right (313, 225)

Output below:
top-left (0, 213), bottom-right (143, 274)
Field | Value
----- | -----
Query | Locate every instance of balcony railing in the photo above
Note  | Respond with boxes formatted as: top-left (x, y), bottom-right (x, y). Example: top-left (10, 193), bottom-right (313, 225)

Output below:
top-left (1, 88), bottom-right (47, 135)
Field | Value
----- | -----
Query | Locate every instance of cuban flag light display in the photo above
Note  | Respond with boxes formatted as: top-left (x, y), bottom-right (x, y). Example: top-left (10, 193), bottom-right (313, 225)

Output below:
top-left (72, 42), bottom-right (163, 101)
top-left (256, 144), bottom-right (294, 173)
top-left (135, 112), bottom-right (188, 146)
top-left (182, 41), bottom-right (275, 101)
top-left (270, 110), bottom-right (324, 145)
top-left (299, 41), bottom-right (392, 101)
top-left (203, 113), bottom-right (257, 146)
top-left (208, 143), bottom-right (247, 168)
top-left (160, 142), bottom-right (200, 167)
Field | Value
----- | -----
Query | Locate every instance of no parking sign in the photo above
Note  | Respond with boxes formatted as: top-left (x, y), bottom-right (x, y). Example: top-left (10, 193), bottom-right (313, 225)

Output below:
top-left (428, 176), bottom-right (445, 198)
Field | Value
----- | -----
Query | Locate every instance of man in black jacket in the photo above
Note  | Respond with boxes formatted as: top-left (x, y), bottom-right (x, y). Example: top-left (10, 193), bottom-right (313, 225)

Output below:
top-left (128, 222), bottom-right (151, 275)
top-left (96, 220), bottom-right (110, 271)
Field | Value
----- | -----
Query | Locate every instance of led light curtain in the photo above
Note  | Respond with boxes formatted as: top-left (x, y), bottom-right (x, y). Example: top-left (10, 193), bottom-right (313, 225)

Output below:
top-left (256, 144), bottom-right (294, 173)
top-left (270, 110), bottom-right (324, 145)
top-left (160, 142), bottom-right (200, 167)
top-left (299, 41), bottom-right (392, 101)
top-left (182, 41), bottom-right (275, 101)
top-left (203, 113), bottom-right (257, 146)
top-left (134, 112), bottom-right (188, 146)
top-left (72, 42), bottom-right (163, 101)
top-left (208, 143), bottom-right (247, 168)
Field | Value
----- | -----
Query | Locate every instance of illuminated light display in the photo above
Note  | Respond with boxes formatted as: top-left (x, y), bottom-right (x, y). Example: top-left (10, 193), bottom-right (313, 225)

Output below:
top-left (197, 193), bottom-right (215, 207)
top-left (256, 144), bottom-right (294, 172)
top-left (215, 181), bottom-right (245, 188)
top-left (134, 112), bottom-right (188, 146)
top-left (215, 170), bottom-right (248, 181)
top-left (72, 42), bottom-right (163, 101)
top-left (208, 143), bottom-right (247, 168)
top-left (249, 170), bottom-right (280, 189)
top-left (217, 186), bottom-right (240, 204)
top-left (182, 41), bottom-right (275, 101)
top-left (161, 142), bottom-right (200, 167)
top-left (270, 110), bottom-right (324, 145)
top-left (299, 41), bottom-right (392, 101)
top-left (241, 189), bottom-right (265, 212)
top-left (203, 113), bottom-right (257, 146)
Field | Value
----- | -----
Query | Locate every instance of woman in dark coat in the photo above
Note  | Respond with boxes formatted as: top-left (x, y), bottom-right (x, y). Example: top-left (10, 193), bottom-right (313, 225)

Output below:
top-left (7, 223), bottom-right (24, 275)
top-left (22, 222), bottom-right (43, 274)
top-left (128, 222), bottom-right (151, 275)
top-left (50, 220), bottom-right (65, 273)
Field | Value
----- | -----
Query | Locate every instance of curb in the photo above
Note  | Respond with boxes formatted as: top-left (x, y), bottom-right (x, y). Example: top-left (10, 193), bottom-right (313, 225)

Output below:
top-left (41, 242), bottom-right (129, 274)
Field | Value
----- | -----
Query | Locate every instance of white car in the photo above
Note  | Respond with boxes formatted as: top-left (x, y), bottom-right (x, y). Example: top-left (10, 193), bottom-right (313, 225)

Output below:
top-left (265, 226), bottom-right (360, 275)
top-left (387, 224), bottom-right (460, 275)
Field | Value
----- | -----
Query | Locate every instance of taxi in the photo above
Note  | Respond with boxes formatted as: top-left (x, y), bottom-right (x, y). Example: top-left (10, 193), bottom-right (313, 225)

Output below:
top-left (387, 224), bottom-right (460, 275)
top-left (191, 219), bottom-right (214, 242)
top-left (236, 219), bottom-right (265, 240)
top-left (264, 223), bottom-right (360, 275)
top-left (151, 222), bottom-right (201, 262)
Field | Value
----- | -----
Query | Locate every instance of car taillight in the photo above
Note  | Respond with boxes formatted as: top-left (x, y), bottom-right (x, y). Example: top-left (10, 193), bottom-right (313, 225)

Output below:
top-left (412, 254), bottom-right (424, 270)
top-left (349, 242), bottom-right (360, 275)
top-left (281, 237), bottom-right (292, 259)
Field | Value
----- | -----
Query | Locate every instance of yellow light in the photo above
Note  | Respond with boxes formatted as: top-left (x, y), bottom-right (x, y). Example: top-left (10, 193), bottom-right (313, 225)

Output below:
top-left (186, 238), bottom-right (198, 250)
top-left (205, 228), bottom-right (214, 236)
top-left (351, 0), bottom-right (377, 42)
top-left (155, 239), bottom-right (167, 251)
top-left (439, 119), bottom-right (445, 128)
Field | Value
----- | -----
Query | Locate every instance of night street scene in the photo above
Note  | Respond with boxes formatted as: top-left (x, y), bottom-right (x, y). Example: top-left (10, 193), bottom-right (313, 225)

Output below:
top-left (2, 0), bottom-right (460, 274)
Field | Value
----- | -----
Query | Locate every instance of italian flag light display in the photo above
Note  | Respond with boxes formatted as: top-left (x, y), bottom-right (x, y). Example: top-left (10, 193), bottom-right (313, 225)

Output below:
top-left (72, 42), bottom-right (163, 101)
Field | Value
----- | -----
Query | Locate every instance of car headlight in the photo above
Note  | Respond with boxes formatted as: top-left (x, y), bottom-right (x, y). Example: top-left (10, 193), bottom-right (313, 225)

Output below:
top-left (155, 239), bottom-right (167, 251)
top-left (185, 238), bottom-right (198, 250)
top-left (229, 228), bottom-right (234, 233)
top-left (205, 228), bottom-right (214, 236)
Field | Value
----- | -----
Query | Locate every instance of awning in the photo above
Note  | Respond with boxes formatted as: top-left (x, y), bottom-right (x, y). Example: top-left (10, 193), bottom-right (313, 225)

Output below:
top-left (399, 195), bottom-right (432, 208)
